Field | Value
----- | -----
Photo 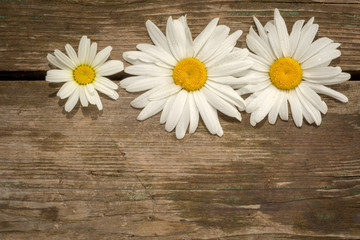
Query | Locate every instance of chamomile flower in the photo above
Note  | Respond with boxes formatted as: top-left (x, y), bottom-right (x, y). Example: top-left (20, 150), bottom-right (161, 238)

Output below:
top-left (46, 36), bottom-right (124, 112)
top-left (121, 16), bottom-right (252, 139)
top-left (238, 9), bottom-right (350, 127)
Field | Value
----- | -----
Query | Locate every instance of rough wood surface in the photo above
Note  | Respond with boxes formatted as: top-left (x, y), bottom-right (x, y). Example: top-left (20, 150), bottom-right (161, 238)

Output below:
top-left (0, 81), bottom-right (359, 239)
top-left (0, 0), bottom-right (360, 72)
top-left (1, 0), bottom-right (360, 239)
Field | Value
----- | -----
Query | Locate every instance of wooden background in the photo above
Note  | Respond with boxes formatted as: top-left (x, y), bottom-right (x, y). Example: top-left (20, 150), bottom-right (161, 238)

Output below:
top-left (1, 0), bottom-right (360, 239)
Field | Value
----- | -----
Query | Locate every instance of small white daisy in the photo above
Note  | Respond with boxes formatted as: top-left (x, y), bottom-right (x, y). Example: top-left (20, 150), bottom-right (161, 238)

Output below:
top-left (238, 9), bottom-right (351, 127)
top-left (46, 36), bottom-right (124, 112)
top-left (121, 16), bottom-right (252, 139)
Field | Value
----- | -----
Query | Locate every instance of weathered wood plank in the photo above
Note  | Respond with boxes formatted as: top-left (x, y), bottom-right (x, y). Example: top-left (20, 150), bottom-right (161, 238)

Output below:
top-left (0, 81), bottom-right (359, 239)
top-left (0, 0), bottom-right (359, 73)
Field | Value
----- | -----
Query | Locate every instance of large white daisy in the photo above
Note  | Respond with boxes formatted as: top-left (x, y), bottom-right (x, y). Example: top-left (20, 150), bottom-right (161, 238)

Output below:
top-left (46, 36), bottom-right (124, 112)
top-left (121, 16), bottom-right (252, 139)
top-left (238, 9), bottom-right (350, 127)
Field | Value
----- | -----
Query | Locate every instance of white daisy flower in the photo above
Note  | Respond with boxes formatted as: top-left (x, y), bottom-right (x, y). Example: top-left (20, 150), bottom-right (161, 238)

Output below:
top-left (238, 9), bottom-right (351, 127)
top-left (121, 16), bottom-right (252, 139)
top-left (46, 36), bottom-right (124, 112)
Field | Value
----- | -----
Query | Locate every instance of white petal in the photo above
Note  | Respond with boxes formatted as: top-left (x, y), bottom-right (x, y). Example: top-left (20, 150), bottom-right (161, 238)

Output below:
top-left (65, 44), bottom-right (79, 65)
top-left (228, 48), bottom-right (250, 61)
top-left (268, 93), bottom-right (283, 124)
top-left (54, 49), bottom-right (76, 69)
top-left (87, 83), bottom-right (95, 94)
top-left (47, 54), bottom-right (70, 70)
top-left (228, 70), bottom-right (269, 86)
top-left (176, 97), bottom-right (190, 139)
top-left (146, 19), bottom-right (171, 52)
top-left (136, 43), bottom-right (177, 67)
top-left (46, 69), bottom-right (72, 83)
top-left (204, 30), bottom-right (242, 65)
top-left (246, 27), bottom-right (274, 64)
top-left (92, 46), bottom-right (112, 68)
top-left (303, 66), bottom-right (342, 79)
top-left (188, 92), bottom-right (199, 134)
top-left (97, 76), bottom-right (118, 90)
top-left (288, 90), bottom-right (303, 127)
top-left (120, 76), bottom-right (147, 89)
top-left (245, 85), bottom-right (279, 113)
top-left (305, 82), bottom-right (348, 103)
top-left (85, 85), bottom-right (96, 105)
top-left (160, 94), bottom-right (176, 124)
top-left (245, 84), bottom-right (274, 113)
top-left (123, 51), bottom-right (158, 65)
top-left (274, 9), bottom-right (290, 57)
top-left (65, 87), bottom-right (80, 112)
top-left (125, 64), bottom-right (172, 77)
top-left (149, 83), bottom-right (181, 101)
top-left (125, 76), bottom-right (171, 92)
top-left (296, 87), bottom-right (321, 125)
top-left (207, 48), bottom-right (249, 68)
top-left (93, 90), bottom-right (103, 111)
top-left (251, 92), bottom-right (275, 126)
top-left (194, 18), bottom-right (219, 56)
top-left (299, 98), bottom-right (315, 124)
top-left (196, 25), bottom-right (230, 62)
top-left (78, 36), bottom-right (89, 64)
top-left (237, 81), bottom-right (271, 96)
top-left (165, 90), bottom-right (187, 132)
top-left (298, 83), bottom-right (327, 114)
top-left (202, 87), bottom-right (242, 121)
top-left (96, 60), bottom-right (124, 76)
top-left (214, 116), bottom-right (223, 136)
top-left (207, 60), bottom-right (253, 77)
top-left (137, 99), bottom-right (166, 121)
top-left (304, 72), bottom-right (350, 85)
top-left (79, 86), bottom-right (88, 107)
top-left (193, 91), bottom-right (220, 135)
top-left (253, 16), bottom-right (268, 41)
top-left (278, 91), bottom-right (289, 121)
top-left (265, 22), bottom-right (283, 59)
top-left (298, 37), bottom-right (333, 63)
top-left (208, 76), bottom-right (247, 85)
top-left (93, 81), bottom-right (119, 100)
top-left (84, 38), bottom-right (91, 63)
top-left (249, 53), bottom-right (270, 72)
top-left (88, 43), bottom-right (98, 64)
top-left (301, 50), bottom-right (340, 70)
top-left (131, 85), bottom-right (164, 108)
top-left (206, 81), bottom-right (246, 110)
top-left (289, 20), bottom-right (305, 57)
top-left (166, 16), bottom-right (186, 60)
top-left (57, 81), bottom-right (77, 99)
top-left (178, 16), bottom-right (194, 58)
top-left (293, 23), bottom-right (319, 60)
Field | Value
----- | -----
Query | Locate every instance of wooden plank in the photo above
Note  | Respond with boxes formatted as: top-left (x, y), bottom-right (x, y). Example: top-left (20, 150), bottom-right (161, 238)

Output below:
top-left (0, 81), bottom-right (359, 239)
top-left (0, 0), bottom-right (359, 72)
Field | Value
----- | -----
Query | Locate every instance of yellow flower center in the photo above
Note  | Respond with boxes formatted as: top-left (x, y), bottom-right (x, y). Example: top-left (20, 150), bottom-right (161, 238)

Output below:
top-left (73, 64), bottom-right (96, 85)
top-left (269, 57), bottom-right (302, 90)
top-left (173, 58), bottom-right (207, 92)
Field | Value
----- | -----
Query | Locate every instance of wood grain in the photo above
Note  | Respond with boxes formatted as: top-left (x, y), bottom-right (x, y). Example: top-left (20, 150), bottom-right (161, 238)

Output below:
top-left (0, 0), bottom-right (359, 72)
top-left (0, 81), bottom-right (359, 239)
top-left (1, 0), bottom-right (360, 238)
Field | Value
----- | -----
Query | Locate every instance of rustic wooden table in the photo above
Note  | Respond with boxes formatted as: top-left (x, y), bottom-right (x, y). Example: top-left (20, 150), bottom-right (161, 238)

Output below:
top-left (1, 1), bottom-right (360, 239)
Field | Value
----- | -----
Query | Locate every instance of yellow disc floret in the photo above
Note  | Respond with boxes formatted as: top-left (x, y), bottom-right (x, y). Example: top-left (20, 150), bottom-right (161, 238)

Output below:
top-left (269, 57), bottom-right (302, 90)
top-left (173, 58), bottom-right (207, 92)
top-left (73, 64), bottom-right (96, 85)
